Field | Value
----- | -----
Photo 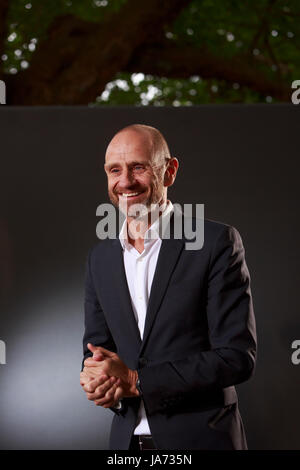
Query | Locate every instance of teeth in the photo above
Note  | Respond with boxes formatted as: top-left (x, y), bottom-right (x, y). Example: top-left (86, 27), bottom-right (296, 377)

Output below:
top-left (122, 192), bottom-right (140, 197)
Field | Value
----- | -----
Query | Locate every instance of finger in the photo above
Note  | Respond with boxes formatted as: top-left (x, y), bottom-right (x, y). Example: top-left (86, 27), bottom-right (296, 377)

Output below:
top-left (82, 376), bottom-right (108, 393)
top-left (113, 383), bottom-right (123, 401)
top-left (87, 343), bottom-right (98, 353)
top-left (101, 382), bottom-right (120, 407)
top-left (94, 382), bottom-right (119, 406)
top-left (102, 400), bottom-right (117, 408)
top-left (83, 367), bottom-right (108, 384)
top-left (101, 386), bottom-right (121, 408)
top-left (102, 385), bottom-right (123, 408)
top-left (80, 376), bottom-right (90, 386)
top-left (87, 343), bottom-right (113, 359)
top-left (88, 344), bottom-right (115, 358)
top-left (81, 371), bottom-right (94, 382)
top-left (83, 364), bottom-right (100, 374)
top-left (84, 357), bottom-right (108, 367)
top-left (83, 375), bottom-right (109, 393)
top-left (82, 366), bottom-right (96, 378)
top-left (81, 373), bottom-right (98, 387)
top-left (80, 371), bottom-right (91, 386)
top-left (86, 384), bottom-right (114, 405)
top-left (93, 352), bottom-right (104, 361)
top-left (84, 357), bottom-right (94, 366)
top-left (86, 345), bottom-right (105, 361)
top-left (85, 365), bottom-right (111, 379)
top-left (87, 377), bottom-right (116, 400)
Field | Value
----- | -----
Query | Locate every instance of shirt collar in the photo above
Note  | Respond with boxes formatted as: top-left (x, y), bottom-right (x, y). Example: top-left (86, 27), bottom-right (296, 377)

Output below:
top-left (119, 200), bottom-right (174, 251)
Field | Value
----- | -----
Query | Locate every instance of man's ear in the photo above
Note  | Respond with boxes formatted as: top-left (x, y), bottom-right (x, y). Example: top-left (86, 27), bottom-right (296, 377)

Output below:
top-left (164, 157), bottom-right (179, 187)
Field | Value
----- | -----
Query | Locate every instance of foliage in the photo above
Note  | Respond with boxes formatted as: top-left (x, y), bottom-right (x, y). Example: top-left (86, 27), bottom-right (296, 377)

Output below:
top-left (2, 0), bottom-right (299, 104)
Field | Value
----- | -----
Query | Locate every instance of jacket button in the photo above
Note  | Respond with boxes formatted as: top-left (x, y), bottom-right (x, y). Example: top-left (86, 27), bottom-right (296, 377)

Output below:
top-left (139, 357), bottom-right (148, 367)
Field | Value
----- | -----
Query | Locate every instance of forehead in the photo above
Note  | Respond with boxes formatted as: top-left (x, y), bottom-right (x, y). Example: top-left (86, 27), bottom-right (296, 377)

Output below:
top-left (105, 130), bottom-right (153, 163)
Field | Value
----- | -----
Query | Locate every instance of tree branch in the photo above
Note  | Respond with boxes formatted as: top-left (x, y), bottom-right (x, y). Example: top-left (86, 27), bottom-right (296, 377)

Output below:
top-left (125, 42), bottom-right (290, 101)
top-left (8, 0), bottom-right (191, 104)
top-left (264, 35), bottom-right (282, 82)
top-left (247, 0), bottom-right (277, 55)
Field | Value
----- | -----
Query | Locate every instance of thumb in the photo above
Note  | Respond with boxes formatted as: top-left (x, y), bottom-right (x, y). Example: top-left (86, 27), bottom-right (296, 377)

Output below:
top-left (87, 343), bottom-right (114, 361)
top-left (87, 343), bottom-right (98, 353)
top-left (87, 343), bottom-right (103, 361)
top-left (93, 352), bottom-right (104, 361)
top-left (114, 383), bottom-right (123, 401)
top-left (88, 344), bottom-right (115, 358)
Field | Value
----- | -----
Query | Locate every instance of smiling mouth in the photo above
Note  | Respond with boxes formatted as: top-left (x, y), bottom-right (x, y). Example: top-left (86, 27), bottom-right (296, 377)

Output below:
top-left (119, 191), bottom-right (144, 198)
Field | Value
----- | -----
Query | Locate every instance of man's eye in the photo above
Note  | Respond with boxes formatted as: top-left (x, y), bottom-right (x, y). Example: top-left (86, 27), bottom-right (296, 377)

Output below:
top-left (111, 168), bottom-right (120, 173)
top-left (134, 165), bottom-right (144, 170)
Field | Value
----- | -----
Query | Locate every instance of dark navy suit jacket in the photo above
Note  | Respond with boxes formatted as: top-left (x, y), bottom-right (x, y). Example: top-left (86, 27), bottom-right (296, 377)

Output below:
top-left (82, 210), bottom-right (257, 450)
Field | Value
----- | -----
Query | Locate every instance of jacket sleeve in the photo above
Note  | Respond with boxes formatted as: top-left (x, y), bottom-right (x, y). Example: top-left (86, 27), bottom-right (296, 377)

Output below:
top-left (138, 225), bottom-right (257, 415)
top-left (82, 247), bottom-right (125, 415)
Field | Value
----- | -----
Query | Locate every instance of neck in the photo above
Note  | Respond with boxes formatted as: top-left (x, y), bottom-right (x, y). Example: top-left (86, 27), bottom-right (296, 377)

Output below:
top-left (126, 199), bottom-right (167, 252)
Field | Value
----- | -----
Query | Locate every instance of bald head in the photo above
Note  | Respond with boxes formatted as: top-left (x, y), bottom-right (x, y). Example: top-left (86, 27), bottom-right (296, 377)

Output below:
top-left (106, 124), bottom-right (171, 166)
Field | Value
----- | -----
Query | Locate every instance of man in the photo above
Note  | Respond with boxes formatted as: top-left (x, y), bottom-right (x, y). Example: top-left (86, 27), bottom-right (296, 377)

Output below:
top-left (80, 124), bottom-right (257, 450)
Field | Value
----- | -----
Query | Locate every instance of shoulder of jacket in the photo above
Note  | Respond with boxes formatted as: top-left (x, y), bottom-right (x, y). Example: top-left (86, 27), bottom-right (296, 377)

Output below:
top-left (204, 218), bottom-right (232, 234)
top-left (204, 218), bottom-right (243, 253)
top-left (202, 218), bottom-right (243, 251)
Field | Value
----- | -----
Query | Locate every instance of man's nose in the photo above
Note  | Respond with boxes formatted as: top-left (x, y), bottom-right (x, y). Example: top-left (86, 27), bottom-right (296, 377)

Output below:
top-left (118, 168), bottom-right (135, 187)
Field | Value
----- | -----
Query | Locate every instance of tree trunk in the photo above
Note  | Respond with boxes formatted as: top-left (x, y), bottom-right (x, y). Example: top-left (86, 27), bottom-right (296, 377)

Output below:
top-left (7, 0), bottom-right (191, 104)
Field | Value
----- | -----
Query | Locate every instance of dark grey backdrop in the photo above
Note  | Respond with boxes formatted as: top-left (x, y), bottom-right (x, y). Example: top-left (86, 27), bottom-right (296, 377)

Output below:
top-left (0, 105), bottom-right (299, 449)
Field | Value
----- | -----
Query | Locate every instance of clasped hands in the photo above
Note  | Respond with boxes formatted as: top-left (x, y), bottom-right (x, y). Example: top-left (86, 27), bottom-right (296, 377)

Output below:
top-left (80, 343), bottom-right (139, 408)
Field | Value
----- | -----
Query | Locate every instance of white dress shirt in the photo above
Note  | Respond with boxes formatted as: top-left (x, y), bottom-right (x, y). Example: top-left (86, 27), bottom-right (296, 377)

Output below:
top-left (119, 200), bottom-right (174, 435)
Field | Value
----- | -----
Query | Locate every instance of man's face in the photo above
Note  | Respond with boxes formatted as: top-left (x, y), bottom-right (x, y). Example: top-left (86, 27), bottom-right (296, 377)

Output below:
top-left (104, 130), bottom-right (166, 217)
